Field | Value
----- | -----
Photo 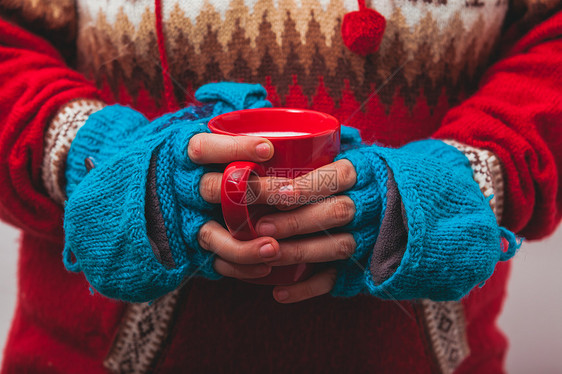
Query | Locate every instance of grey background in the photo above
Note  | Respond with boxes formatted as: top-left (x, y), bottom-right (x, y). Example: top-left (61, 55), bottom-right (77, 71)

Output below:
top-left (0, 221), bottom-right (561, 372)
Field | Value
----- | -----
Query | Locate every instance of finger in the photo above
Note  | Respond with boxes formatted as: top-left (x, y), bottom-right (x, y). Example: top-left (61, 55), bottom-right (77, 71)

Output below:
top-left (198, 220), bottom-right (281, 264)
top-left (267, 233), bottom-right (356, 266)
top-left (200, 172), bottom-right (222, 203)
top-left (273, 268), bottom-right (337, 303)
top-left (188, 133), bottom-right (274, 164)
top-left (213, 257), bottom-right (272, 279)
top-left (252, 159), bottom-right (357, 206)
top-left (255, 195), bottom-right (355, 239)
top-left (199, 171), bottom-right (293, 205)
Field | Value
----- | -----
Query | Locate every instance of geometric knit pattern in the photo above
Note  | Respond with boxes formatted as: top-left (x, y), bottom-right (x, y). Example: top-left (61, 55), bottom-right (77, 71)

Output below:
top-left (62, 0), bottom-right (558, 147)
top-left (71, 0), bottom-right (517, 145)
top-left (41, 98), bottom-right (105, 204)
top-left (103, 289), bottom-right (180, 374)
top-left (416, 300), bottom-right (470, 374)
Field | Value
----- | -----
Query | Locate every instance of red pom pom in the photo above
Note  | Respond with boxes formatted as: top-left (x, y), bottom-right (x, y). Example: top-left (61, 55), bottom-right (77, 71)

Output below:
top-left (341, 3), bottom-right (386, 56)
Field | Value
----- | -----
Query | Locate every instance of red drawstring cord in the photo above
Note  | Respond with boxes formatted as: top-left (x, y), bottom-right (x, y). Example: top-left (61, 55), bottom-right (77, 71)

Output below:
top-left (155, 0), bottom-right (178, 111)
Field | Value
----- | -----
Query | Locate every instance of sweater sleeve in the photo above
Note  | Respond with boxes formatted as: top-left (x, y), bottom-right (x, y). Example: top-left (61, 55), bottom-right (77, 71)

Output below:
top-left (0, 17), bottom-right (103, 240)
top-left (432, 11), bottom-right (562, 240)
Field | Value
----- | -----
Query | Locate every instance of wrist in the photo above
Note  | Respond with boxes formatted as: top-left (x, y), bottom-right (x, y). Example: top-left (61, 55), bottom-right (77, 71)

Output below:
top-left (42, 98), bottom-right (106, 204)
top-left (65, 105), bottom-right (149, 198)
top-left (441, 139), bottom-right (505, 223)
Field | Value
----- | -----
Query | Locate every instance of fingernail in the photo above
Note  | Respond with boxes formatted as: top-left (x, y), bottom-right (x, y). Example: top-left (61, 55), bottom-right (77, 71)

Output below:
top-left (256, 142), bottom-right (271, 158)
top-left (259, 243), bottom-right (277, 258)
top-left (276, 289), bottom-right (289, 301)
top-left (257, 222), bottom-right (277, 236)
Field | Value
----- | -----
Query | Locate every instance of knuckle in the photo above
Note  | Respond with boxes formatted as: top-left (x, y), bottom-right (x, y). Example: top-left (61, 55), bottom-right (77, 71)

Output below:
top-left (290, 241), bottom-right (306, 264)
top-left (302, 283), bottom-right (316, 299)
top-left (335, 235), bottom-right (356, 259)
top-left (331, 198), bottom-right (355, 224)
top-left (336, 160), bottom-right (356, 188)
top-left (188, 134), bottom-right (205, 162)
top-left (230, 137), bottom-right (246, 160)
top-left (197, 223), bottom-right (213, 250)
top-left (286, 214), bottom-right (301, 233)
top-left (200, 173), bottom-right (220, 202)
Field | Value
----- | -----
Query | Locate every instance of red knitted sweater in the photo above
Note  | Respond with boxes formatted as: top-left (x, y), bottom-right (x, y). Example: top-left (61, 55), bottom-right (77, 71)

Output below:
top-left (0, 1), bottom-right (561, 372)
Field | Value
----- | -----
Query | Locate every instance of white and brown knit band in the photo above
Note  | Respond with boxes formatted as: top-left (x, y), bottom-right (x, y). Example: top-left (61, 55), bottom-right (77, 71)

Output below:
top-left (442, 139), bottom-right (505, 223)
top-left (42, 99), bottom-right (106, 204)
top-left (104, 289), bottom-right (180, 374)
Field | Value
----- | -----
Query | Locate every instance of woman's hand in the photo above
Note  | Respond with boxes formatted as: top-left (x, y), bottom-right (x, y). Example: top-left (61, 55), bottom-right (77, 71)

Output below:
top-left (195, 135), bottom-right (359, 302)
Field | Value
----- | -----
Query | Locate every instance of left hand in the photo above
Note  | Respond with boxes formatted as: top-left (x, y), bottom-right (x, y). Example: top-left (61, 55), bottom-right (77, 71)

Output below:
top-left (200, 159), bottom-right (359, 303)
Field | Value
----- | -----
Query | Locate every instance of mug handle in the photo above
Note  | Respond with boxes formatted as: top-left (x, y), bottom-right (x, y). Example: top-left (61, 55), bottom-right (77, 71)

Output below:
top-left (221, 161), bottom-right (267, 241)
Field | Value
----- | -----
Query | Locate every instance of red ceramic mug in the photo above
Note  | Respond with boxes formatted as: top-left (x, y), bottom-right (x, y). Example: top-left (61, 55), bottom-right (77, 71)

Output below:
top-left (207, 108), bottom-right (341, 285)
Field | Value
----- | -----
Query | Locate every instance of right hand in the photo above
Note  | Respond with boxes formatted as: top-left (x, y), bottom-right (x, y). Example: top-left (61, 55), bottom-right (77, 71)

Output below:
top-left (191, 132), bottom-right (285, 280)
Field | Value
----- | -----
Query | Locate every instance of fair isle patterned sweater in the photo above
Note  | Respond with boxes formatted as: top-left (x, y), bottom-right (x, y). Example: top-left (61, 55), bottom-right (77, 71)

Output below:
top-left (0, 0), bottom-right (561, 373)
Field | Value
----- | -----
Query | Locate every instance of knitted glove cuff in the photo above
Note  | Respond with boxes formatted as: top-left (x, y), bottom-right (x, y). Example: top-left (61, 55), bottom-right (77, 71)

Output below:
top-left (42, 98), bottom-right (106, 204)
top-left (65, 105), bottom-right (149, 198)
top-left (195, 82), bottom-right (272, 116)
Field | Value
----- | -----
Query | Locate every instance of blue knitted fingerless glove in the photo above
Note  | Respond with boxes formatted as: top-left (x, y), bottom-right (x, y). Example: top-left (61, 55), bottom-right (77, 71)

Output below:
top-left (331, 139), bottom-right (521, 301)
top-left (63, 82), bottom-right (271, 302)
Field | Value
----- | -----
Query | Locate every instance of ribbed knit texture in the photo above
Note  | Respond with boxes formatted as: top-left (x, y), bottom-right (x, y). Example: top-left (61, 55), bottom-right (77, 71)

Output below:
top-left (332, 139), bottom-right (521, 301)
top-left (63, 82), bottom-right (271, 302)
top-left (65, 105), bottom-right (150, 197)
